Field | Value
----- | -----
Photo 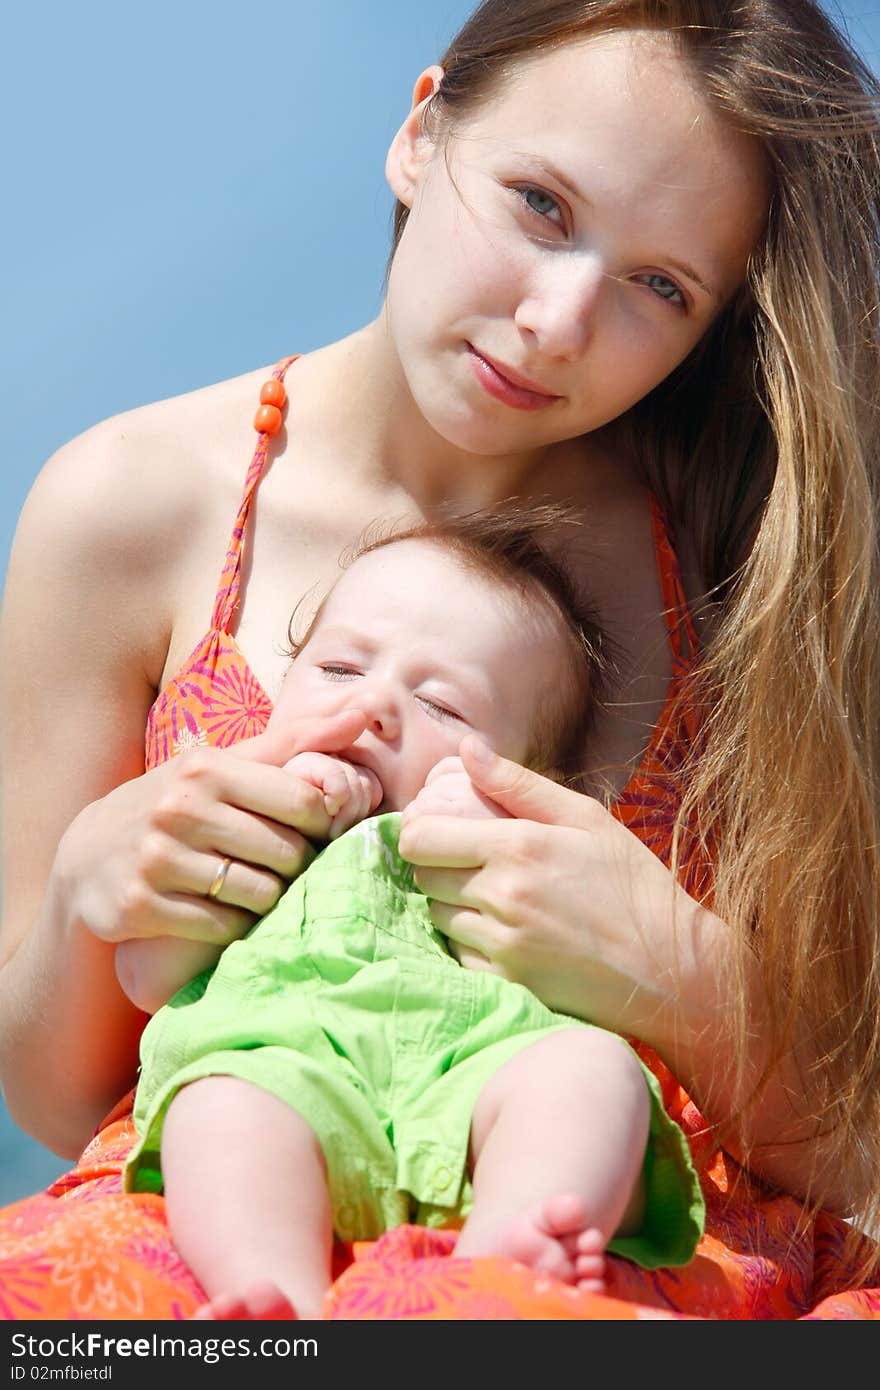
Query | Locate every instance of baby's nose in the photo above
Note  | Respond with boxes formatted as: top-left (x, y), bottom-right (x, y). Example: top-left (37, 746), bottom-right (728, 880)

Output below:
top-left (360, 684), bottom-right (401, 741)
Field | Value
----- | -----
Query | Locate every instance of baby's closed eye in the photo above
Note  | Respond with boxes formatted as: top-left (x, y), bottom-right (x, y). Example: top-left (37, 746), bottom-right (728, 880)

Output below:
top-left (415, 694), bottom-right (465, 724)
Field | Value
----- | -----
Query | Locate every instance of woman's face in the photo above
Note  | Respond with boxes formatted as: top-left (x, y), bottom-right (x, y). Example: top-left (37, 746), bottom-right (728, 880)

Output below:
top-left (385, 29), bottom-right (769, 457)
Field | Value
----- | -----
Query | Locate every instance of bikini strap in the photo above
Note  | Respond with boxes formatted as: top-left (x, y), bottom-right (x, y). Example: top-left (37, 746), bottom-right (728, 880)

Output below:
top-left (649, 494), bottom-right (699, 660)
top-left (211, 355), bottom-right (300, 633)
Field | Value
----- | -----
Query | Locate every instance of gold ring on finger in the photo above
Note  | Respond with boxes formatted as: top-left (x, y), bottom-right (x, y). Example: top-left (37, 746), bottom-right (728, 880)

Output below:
top-left (207, 855), bottom-right (234, 901)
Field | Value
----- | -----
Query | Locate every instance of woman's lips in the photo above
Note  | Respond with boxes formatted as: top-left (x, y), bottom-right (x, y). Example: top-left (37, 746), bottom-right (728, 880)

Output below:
top-left (467, 345), bottom-right (561, 411)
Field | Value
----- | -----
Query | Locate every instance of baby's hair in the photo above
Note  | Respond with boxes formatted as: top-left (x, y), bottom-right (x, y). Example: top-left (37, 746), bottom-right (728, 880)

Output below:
top-left (288, 504), bottom-right (607, 783)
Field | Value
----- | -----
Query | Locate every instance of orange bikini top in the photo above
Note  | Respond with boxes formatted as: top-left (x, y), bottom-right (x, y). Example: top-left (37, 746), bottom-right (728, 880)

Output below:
top-left (144, 355), bottom-right (706, 895)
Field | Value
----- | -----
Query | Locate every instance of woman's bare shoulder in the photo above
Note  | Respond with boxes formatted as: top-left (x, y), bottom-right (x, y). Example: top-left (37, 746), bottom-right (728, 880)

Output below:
top-left (4, 365), bottom-right (277, 678)
top-left (10, 364), bottom-right (271, 575)
top-left (23, 366), bottom-right (271, 535)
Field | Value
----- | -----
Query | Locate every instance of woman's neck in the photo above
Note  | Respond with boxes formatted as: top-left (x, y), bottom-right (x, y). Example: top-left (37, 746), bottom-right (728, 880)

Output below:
top-left (301, 317), bottom-right (597, 516)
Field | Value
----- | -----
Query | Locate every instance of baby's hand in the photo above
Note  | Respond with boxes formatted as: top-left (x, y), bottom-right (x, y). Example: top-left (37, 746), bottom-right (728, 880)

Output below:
top-left (401, 755), bottom-right (512, 824)
top-left (283, 751), bottom-right (382, 840)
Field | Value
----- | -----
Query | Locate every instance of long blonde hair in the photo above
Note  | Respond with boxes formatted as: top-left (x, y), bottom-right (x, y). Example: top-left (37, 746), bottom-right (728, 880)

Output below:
top-left (393, 0), bottom-right (880, 1249)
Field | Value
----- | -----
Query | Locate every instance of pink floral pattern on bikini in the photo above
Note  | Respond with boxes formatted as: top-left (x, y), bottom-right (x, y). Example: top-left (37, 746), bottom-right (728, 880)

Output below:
top-left (146, 632), bottom-right (273, 766)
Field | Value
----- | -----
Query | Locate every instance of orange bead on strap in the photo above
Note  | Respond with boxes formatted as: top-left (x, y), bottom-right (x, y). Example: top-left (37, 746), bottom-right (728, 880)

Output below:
top-left (254, 403), bottom-right (283, 436)
top-left (253, 377), bottom-right (288, 434)
top-left (259, 378), bottom-right (287, 408)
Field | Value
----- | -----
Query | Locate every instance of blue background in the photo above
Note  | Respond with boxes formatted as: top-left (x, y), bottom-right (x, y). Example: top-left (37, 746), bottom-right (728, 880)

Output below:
top-left (1, 1), bottom-right (879, 1203)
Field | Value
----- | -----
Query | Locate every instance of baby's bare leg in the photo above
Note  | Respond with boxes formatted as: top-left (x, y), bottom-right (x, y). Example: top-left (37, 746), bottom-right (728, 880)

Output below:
top-left (455, 1029), bottom-right (650, 1290)
top-left (162, 1076), bottom-right (333, 1319)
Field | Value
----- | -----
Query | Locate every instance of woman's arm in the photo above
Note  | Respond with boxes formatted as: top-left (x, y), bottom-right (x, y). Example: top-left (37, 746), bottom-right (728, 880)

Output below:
top-left (0, 421), bottom-right (175, 1153)
top-left (0, 420), bottom-right (351, 1155)
top-left (397, 737), bottom-right (857, 1212)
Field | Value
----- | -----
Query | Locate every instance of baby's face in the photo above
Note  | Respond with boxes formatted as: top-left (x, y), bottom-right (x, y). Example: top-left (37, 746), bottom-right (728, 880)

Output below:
top-left (271, 539), bottom-right (569, 811)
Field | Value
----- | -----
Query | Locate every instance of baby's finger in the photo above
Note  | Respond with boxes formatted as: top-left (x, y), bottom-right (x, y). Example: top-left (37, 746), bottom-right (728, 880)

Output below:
top-left (324, 767), bottom-right (373, 839)
top-left (322, 766), bottom-right (352, 805)
top-left (328, 795), bottom-right (369, 840)
top-left (423, 755), bottom-right (466, 787)
top-left (320, 766), bottom-right (353, 818)
top-left (340, 763), bottom-right (383, 814)
top-left (360, 765), bottom-right (384, 812)
top-left (401, 788), bottom-right (457, 822)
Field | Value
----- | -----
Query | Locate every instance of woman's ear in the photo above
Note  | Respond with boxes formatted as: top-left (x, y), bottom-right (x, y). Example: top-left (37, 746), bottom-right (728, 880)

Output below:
top-left (386, 65), bottom-right (444, 207)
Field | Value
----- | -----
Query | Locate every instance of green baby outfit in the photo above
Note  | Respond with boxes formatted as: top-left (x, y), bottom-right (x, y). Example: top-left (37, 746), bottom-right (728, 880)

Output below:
top-left (126, 813), bottom-right (704, 1268)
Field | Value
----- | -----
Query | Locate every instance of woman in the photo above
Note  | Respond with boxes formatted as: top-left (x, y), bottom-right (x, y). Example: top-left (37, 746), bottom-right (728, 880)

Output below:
top-left (1, 0), bottom-right (879, 1319)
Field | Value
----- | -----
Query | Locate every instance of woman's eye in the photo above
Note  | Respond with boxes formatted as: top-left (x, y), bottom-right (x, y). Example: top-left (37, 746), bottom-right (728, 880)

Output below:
top-left (320, 664), bottom-right (359, 681)
top-left (636, 272), bottom-right (685, 308)
top-left (417, 696), bottom-right (463, 724)
top-left (517, 185), bottom-right (564, 226)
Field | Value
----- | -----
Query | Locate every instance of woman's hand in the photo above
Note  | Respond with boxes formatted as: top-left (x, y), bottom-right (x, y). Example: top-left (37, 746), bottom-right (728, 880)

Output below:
top-left (67, 710), bottom-right (369, 946)
top-left (81, 711), bottom-right (370, 1013)
top-left (398, 736), bottom-right (714, 1048)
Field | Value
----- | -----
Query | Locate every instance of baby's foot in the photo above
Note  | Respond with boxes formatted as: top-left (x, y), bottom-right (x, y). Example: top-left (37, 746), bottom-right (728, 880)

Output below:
top-left (192, 1279), bottom-right (298, 1320)
top-left (470, 1193), bottom-right (607, 1292)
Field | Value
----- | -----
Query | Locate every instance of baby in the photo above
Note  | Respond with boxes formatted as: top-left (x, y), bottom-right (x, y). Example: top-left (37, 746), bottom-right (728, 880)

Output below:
top-left (124, 511), bottom-right (704, 1319)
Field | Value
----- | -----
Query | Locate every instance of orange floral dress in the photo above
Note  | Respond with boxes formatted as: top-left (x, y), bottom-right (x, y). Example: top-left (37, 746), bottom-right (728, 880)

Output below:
top-left (1, 355), bottom-right (877, 1321)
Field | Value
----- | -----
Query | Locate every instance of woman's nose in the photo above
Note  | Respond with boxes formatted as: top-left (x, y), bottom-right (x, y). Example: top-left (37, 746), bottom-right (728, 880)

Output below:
top-left (514, 254), bottom-right (604, 360)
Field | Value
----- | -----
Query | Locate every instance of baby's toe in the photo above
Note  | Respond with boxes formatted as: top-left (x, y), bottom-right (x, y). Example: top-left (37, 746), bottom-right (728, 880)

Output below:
top-left (191, 1293), bottom-right (248, 1321)
top-left (575, 1241), bottom-right (607, 1295)
top-left (575, 1225), bottom-right (605, 1255)
top-left (537, 1193), bottom-right (591, 1239)
top-left (243, 1281), bottom-right (299, 1320)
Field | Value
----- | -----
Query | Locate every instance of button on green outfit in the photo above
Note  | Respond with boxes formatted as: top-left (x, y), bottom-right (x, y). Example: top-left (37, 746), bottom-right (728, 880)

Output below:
top-left (126, 814), bottom-right (704, 1267)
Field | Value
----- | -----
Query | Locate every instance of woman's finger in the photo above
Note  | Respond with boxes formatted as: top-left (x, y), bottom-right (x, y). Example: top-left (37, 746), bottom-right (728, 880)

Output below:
top-left (155, 756), bottom-right (332, 841)
top-left (188, 850), bottom-right (288, 917)
top-left (411, 864), bottom-right (484, 910)
top-left (191, 807), bottom-right (318, 879)
top-left (397, 813), bottom-right (502, 869)
top-left (424, 901), bottom-right (501, 963)
top-left (459, 735), bottom-right (601, 830)
top-left (115, 883), bottom-right (258, 946)
top-left (446, 942), bottom-right (500, 973)
top-left (141, 809), bottom-right (316, 894)
top-left (227, 709), bottom-right (368, 768)
top-left (157, 895), bottom-right (258, 945)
